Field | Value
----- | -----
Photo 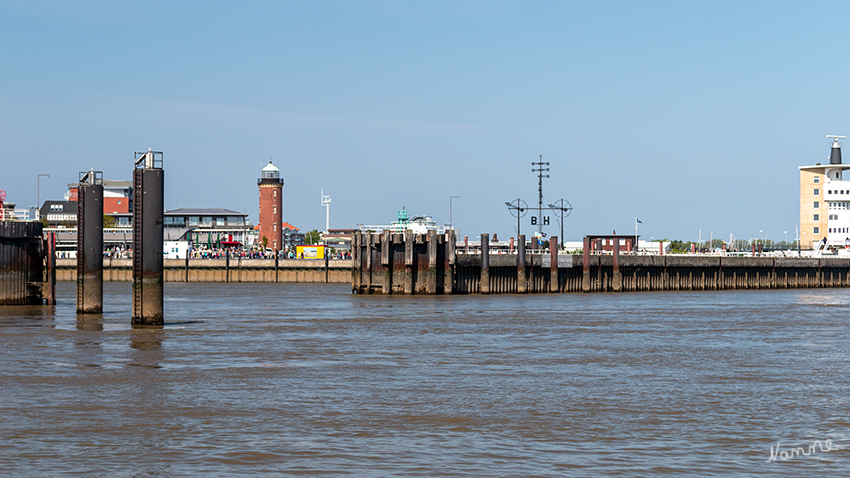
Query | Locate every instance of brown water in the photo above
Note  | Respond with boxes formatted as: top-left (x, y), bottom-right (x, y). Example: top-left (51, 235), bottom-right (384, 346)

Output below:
top-left (1, 282), bottom-right (849, 476)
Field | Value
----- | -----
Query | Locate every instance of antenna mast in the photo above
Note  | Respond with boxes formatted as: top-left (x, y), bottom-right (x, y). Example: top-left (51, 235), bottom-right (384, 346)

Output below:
top-left (532, 155), bottom-right (550, 237)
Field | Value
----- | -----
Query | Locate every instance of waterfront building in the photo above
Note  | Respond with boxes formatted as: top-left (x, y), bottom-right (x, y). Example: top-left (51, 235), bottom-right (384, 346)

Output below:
top-left (66, 179), bottom-right (132, 214)
top-left (356, 206), bottom-right (453, 234)
top-left (800, 138), bottom-right (850, 249)
top-left (258, 161), bottom-right (283, 250)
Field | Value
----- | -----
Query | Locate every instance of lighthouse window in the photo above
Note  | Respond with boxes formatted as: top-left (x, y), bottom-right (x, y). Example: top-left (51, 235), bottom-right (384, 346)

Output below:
top-left (814, 189), bottom-right (820, 196)
top-left (814, 214), bottom-right (820, 221)
top-left (814, 176), bottom-right (820, 184)
top-left (814, 227), bottom-right (820, 234)
top-left (814, 202), bottom-right (820, 209)
top-left (273, 190), bottom-right (277, 197)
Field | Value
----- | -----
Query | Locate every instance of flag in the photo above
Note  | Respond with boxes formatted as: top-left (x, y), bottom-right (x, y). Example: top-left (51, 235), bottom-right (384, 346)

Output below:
top-left (636, 218), bottom-right (643, 224)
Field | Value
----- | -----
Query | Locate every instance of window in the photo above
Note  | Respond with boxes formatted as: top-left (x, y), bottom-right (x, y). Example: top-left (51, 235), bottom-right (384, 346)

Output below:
top-left (814, 214), bottom-right (820, 221)
top-left (814, 201), bottom-right (820, 209)
top-left (274, 223), bottom-right (277, 232)
top-left (814, 176), bottom-right (820, 184)
top-left (814, 189), bottom-right (820, 196)
top-left (814, 227), bottom-right (820, 234)
top-left (273, 190), bottom-right (277, 197)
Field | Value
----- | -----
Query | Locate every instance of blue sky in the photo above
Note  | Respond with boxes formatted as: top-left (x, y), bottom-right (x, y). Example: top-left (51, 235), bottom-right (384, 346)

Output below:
top-left (2, 1), bottom-right (848, 243)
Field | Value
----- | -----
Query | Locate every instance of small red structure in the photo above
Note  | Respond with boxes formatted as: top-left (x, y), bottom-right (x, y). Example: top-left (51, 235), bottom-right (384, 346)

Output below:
top-left (585, 235), bottom-right (638, 253)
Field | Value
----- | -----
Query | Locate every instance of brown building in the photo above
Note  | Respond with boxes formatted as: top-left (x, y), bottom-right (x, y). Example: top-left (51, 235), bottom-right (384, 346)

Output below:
top-left (258, 161), bottom-right (284, 250)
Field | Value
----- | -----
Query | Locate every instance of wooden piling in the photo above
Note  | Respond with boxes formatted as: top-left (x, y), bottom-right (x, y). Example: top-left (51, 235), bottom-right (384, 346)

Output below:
top-left (404, 231), bottom-right (414, 295)
top-left (480, 233), bottom-right (490, 294)
top-left (381, 230), bottom-right (391, 294)
top-left (582, 237), bottom-right (591, 293)
top-left (549, 236), bottom-right (559, 293)
top-left (427, 230), bottom-right (437, 294)
top-left (517, 234), bottom-right (527, 294)
top-left (613, 238), bottom-right (621, 292)
top-left (444, 231), bottom-right (455, 294)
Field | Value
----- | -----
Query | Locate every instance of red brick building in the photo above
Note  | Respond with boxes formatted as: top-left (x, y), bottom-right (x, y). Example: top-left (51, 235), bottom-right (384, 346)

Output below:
top-left (258, 161), bottom-right (283, 250)
top-left (67, 179), bottom-right (132, 214)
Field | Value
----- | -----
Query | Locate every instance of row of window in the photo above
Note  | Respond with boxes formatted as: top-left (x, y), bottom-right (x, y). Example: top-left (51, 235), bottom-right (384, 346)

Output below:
top-left (830, 202), bottom-right (850, 209)
top-left (163, 216), bottom-right (245, 227)
top-left (830, 228), bottom-right (849, 233)
top-left (828, 190), bottom-right (850, 195)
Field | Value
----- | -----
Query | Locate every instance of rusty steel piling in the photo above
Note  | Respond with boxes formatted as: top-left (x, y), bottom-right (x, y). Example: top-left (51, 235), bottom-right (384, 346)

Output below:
top-left (0, 222), bottom-right (44, 305)
top-left (76, 170), bottom-right (103, 313)
top-left (132, 150), bottom-right (164, 325)
top-left (45, 232), bottom-right (56, 305)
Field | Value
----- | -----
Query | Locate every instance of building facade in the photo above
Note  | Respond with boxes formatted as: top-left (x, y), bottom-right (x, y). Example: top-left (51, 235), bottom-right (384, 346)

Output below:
top-left (258, 161), bottom-right (284, 250)
top-left (67, 179), bottom-right (132, 214)
top-left (800, 138), bottom-right (850, 249)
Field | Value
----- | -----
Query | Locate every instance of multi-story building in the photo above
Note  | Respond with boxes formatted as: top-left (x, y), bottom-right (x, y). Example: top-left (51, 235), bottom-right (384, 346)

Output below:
top-left (800, 137), bottom-right (850, 249)
top-left (66, 179), bottom-right (132, 214)
top-left (258, 161), bottom-right (284, 250)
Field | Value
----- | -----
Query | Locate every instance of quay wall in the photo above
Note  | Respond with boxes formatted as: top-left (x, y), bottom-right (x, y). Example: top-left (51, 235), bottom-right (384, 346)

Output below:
top-left (55, 258), bottom-right (351, 283)
top-left (351, 231), bottom-right (850, 294)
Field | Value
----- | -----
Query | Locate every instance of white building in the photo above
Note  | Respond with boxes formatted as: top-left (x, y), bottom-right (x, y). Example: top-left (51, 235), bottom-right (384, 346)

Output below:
top-left (800, 137), bottom-right (850, 249)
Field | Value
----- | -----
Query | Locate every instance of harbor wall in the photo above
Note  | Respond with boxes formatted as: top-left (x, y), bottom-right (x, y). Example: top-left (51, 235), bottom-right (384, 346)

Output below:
top-left (55, 258), bottom-right (351, 283)
top-left (351, 231), bottom-right (850, 294)
top-left (0, 222), bottom-right (45, 304)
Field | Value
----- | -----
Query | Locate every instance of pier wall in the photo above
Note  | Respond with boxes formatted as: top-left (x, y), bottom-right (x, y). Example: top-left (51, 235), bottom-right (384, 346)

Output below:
top-left (351, 231), bottom-right (850, 294)
top-left (0, 222), bottom-right (44, 304)
top-left (55, 258), bottom-right (351, 283)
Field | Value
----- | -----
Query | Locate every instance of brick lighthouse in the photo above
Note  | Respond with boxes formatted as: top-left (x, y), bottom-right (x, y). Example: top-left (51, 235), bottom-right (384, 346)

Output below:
top-left (258, 161), bottom-right (283, 250)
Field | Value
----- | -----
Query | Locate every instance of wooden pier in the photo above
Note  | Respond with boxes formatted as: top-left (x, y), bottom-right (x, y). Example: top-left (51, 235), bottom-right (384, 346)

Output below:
top-left (352, 231), bottom-right (850, 294)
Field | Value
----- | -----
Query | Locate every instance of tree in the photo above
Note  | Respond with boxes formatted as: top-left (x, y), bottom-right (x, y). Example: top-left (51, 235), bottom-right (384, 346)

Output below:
top-left (306, 229), bottom-right (322, 245)
top-left (103, 215), bottom-right (117, 228)
top-left (261, 236), bottom-right (268, 249)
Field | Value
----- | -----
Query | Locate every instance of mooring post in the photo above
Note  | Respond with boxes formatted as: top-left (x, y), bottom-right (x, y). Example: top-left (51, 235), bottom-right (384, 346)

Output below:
top-left (613, 237), bottom-right (622, 292)
top-left (427, 230), bottom-right (437, 294)
top-left (46, 232), bottom-right (56, 305)
top-left (381, 229), bottom-right (391, 294)
top-left (132, 150), bottom-right (164, 326)
top-left (480, 233), bottom-right (490, 294)
top-left (549, 236), bottom-right (559, 293)
top-left (517, 234), bottom-right (527, 294)
top-left (76, 170), bottom-right (103, 313)
top-left (225, 248), bottom-right (230, 283)
top-left (582, 237), bottom-right (591, 292)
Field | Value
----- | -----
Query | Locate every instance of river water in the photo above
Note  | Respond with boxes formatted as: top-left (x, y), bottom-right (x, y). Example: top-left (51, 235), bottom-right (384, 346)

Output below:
top-left (1, 282), bottom-right (849, 476)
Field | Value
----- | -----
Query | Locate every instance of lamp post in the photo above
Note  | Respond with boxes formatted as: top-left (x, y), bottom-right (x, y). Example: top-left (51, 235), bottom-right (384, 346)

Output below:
top-left (547, 199), bottom-right (572, 249)
top-left (37, 174), bottom-right (50, 220)
top-left (450, 196), bottom-right (460, 229)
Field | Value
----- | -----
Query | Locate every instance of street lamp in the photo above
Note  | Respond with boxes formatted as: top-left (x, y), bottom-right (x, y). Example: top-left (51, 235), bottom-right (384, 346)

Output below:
top-left (37, 174), bottom-right (50, 220)
top-left (450, 196), bottom-right (460, 229)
